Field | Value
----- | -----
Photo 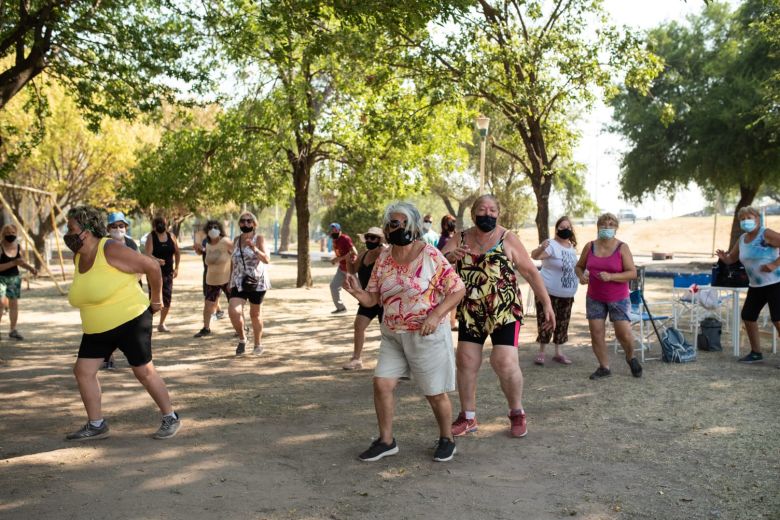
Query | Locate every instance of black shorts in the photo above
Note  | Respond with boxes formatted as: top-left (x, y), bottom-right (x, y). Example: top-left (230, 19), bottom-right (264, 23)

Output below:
top-left (357, 304), bottom-right (383, 323)
top-left (204, 283), bottom-right (229, 303)
top-left (741, 281), bottom-right (780, 322)
top-left (78, 309), bottom-right (153, 367)
top-left (458, 320), bottom-right (521, 347)
top-left (229, 287), bottom-right (266, 305)
top-left (149, 273), bottom-right (174, 307)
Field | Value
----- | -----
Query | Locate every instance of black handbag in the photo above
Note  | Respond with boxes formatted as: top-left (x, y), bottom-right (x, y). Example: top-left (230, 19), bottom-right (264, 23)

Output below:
top-left (238, 240), bottom-right (259, 292)
top-left (712, 260), bottom-right (749, 288)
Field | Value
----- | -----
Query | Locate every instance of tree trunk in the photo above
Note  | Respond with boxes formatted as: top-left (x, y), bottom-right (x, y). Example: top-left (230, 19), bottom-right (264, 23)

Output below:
top-left (293, 161), bottom-right (312, 287)
top-left (729, 183), bottom-right (759, 249)
top-left (530, 169), bottom-right (552, 243)
top-left (279, 197), bottom-right (295, 252)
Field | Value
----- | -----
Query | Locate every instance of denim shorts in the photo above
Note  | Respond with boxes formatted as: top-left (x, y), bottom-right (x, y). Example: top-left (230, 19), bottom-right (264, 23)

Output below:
top-left (585, 296), bottom-right (631, 322)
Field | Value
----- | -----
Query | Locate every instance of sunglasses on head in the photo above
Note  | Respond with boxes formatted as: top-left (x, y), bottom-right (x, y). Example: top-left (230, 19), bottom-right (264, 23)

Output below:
top-left (387, 219), bottom-right (406, 229)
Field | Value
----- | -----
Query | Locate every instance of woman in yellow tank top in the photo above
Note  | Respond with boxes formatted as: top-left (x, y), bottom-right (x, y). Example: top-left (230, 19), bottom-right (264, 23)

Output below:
top-left (64, 206), bottom-right (182, 441)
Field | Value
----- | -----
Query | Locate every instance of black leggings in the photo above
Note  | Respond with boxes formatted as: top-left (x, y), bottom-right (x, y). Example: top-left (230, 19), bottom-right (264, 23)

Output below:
top-left (741, 281), bottom-right (780, 322)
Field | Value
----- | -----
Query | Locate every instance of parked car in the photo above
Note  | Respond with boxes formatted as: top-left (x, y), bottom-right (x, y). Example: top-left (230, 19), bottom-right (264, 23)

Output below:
top-left (618, 209), bottom-right (637, 222)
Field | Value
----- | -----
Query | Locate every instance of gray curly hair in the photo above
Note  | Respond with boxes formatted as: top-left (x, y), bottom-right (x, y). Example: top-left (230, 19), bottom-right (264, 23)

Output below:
top-left (67, 206), bottom-right (107, 238)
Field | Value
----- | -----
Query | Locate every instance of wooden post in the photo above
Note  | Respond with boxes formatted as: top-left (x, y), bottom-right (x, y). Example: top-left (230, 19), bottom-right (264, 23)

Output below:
top-left (0, 191), bottom-right (66, 295)
top-left (49, 206), bottom-right (66, 280)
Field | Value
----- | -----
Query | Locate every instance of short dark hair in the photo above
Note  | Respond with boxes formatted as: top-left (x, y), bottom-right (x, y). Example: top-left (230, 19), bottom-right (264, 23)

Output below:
top-left (67, 206), bottom-right (107, 238)
top-left (203, 219), bottom-right (226, 237)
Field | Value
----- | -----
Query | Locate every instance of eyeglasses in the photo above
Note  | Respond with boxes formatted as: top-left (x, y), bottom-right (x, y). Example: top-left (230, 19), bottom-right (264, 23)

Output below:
top-left (239, 218), bottom-right (253, 223)
top-left (387, 219), bottom-right (406, 230)
top-left (364, 235), bottom-right (381, 242)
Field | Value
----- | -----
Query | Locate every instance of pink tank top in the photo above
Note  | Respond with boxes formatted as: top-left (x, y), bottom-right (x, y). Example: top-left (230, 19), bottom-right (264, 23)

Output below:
top-left (586, 241), bottom-right (629, 303)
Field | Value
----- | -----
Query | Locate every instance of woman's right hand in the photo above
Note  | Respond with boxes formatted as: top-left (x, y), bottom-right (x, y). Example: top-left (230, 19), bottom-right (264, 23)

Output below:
top-left (343, 273), bottom-right (360, 294)
top-left (715, 249), bottom-right (727, 261)
top-left (579, 269), bottom-right (589, 285)
top-left (447, 244), bottom-right (470, 263)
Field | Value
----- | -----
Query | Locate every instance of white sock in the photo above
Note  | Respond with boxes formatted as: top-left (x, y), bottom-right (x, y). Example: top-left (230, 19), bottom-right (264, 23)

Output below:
top-left (464, 411), bottom-right (476, 420)
top-left (163, 411), bottom-right (178, 420)
top-left (89, 419), bottom-right (104, 428)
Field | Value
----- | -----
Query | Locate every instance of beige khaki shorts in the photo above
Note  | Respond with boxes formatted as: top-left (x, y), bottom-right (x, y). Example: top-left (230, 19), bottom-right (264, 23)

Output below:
top-left (375, 323), bottom-right (455, 396)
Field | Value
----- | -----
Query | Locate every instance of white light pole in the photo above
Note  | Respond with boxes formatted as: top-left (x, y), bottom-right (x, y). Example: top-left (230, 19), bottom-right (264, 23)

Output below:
top-left (475, 114), bottom-right (490, 195)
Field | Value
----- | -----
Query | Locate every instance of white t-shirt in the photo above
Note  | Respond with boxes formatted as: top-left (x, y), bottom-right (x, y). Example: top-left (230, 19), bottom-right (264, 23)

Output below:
top-left (540, 239), bottom-right (579, 298)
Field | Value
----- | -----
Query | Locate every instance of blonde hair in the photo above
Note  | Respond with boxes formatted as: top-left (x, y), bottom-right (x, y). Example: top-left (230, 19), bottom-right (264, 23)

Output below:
top-left (596, 212), bottom-right (619, 228)
top-left (239, 212), bottom-right (258, 225)
top-left (1, 224), bottom-right (17, 237)
top-left (737, 206), bottom-right (760, 220)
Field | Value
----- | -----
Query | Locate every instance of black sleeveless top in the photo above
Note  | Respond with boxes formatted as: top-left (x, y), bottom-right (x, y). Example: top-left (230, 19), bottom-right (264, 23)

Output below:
top-left (0, 245), bottom-right (20, 276)
top-left (357, 252), bottom-right (376, 289)
top-left (151, 232), bottom-right (175, 275)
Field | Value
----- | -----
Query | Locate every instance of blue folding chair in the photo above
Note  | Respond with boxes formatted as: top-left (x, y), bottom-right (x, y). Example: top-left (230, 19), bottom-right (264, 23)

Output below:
top-left (614, 267), bottom-right (671, 362)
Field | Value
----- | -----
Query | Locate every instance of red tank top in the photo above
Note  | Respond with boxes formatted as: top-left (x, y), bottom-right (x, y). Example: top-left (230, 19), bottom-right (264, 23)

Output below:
top-left (586, 241), bottom-right (629, 303)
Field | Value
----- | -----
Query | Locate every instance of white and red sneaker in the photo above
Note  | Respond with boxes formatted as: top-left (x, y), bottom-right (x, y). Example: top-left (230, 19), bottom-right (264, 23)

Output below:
top-left (508, 411), bottom-right (527, 438)
top-left (451, 412), bottom-right (478, 437)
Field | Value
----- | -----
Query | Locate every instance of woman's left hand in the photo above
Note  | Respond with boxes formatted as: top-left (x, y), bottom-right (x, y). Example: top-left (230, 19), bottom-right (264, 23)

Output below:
top-left (597, 271), bottom-right (612, 282)
top-left (760, 263), bottom-right (778, 273)
top-left (419, 312), bottom-right (440, 336)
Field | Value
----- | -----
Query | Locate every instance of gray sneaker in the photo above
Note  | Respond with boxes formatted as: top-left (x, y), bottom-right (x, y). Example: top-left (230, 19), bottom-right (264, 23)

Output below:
top-left (66, 421), bottom-right (110, 441)
top-left (253, 345), bottom-right (263, 356)
top-left (153, 413), bottom-right (181, 440)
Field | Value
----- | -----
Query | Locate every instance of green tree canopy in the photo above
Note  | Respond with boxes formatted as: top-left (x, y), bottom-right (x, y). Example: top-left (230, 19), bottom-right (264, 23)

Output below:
top-left (610, 0), bottom-right (780, 246)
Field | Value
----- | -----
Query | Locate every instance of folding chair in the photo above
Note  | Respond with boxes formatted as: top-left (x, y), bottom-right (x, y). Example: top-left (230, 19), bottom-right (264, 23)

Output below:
top-left (672, 273), bottom-right (713, 334)
top-left (614, 267), bottom-right (671, 362)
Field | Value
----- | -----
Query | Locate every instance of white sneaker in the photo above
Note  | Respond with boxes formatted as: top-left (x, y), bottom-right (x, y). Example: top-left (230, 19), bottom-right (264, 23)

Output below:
top-left (157, 324), bottom-right (170, 333)
top-left (253, 345), bottom-right (263, 356)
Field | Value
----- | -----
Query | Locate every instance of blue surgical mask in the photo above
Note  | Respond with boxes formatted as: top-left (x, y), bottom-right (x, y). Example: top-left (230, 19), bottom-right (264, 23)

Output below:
top-left (598, 228), bottom-right (616, 240)
top-left (739, 219), bottom-right (757, 232)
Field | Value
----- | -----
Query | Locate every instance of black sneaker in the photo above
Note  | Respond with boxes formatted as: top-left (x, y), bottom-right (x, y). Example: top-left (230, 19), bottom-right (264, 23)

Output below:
top-left (331, 308), bottom-right (347, 314)
top-left (8, 329), bottom-right (23, 340)
top-left (628, 357), bottom-right (643, 378)
top-left (152, 413), bottom-right (181, 439)
top-left (235, 341), bottom-right (246, 356)
top-left (358, 438), bottom-right (399, 462)
top-left (433, 437), bottom-right (457, 462)
top-left (589, 366), bottom-right (612, 380)
top-left (66, 421), bottom-right (110, 441)
top-left (738, 351), bottom-right (763, 363)
top-left (194, 328), bottom-right (211, 338)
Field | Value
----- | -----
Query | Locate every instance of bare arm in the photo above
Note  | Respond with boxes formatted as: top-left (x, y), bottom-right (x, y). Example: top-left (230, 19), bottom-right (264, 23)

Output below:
top-left (504, 232), bottom-right (555, 331)
top-left (574, 243), bottom-right (590, 284)
top-left (15, 251), bottom-right (37, 275)
top-left (760, 228), bottom-right (780, 272)
top-left (529, 239), bottom-right (551, 260)
top-left (441, 230), bottom-right (469, 264)
top-left (347, 251), bottom-right (366, 275)
top-left (171, 234), bottom-right (181, 276)
top-left (104, 241), bottom-right (163, 311)
top-left (716, 241), bottom-right (740, 265)
top-left (254, 235), bottom-right (270, 264)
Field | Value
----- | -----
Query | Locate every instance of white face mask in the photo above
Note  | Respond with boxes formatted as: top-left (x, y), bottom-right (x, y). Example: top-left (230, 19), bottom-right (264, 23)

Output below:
top-left (109, 229), bottom-right (126, 241)
top-left (422, 222), bottom-right (432, 232)
top-left (207, 228), bottom-right (221, 239)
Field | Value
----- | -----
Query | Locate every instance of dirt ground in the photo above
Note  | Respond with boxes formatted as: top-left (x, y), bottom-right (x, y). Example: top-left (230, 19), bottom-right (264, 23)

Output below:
top-left (1, 222), bottom-right (779, 520)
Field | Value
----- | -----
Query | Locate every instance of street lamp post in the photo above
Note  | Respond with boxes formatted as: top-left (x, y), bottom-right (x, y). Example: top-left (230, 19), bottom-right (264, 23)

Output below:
top-left (475, 115), bottom-right (490, 195)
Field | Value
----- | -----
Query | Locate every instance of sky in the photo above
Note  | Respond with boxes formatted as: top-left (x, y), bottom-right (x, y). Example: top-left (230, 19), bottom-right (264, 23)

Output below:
top-left (565, 0), bottom-right (720, 219)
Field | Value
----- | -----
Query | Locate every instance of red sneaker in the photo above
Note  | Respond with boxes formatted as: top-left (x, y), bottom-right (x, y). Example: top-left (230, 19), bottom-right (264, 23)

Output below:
top-left (508, 412), bottom-right (527, 438)
top-left (451, 412), bottom-right (478, 437)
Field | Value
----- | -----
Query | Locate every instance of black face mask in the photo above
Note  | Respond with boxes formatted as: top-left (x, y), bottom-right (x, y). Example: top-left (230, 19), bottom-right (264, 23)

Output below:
top-left (240, 225), bottom-right (254, 234)
top-left (556, 228), bottom-right (573, 240)
top-left (4, 235), bottom-right (16, 243)
top-left (475, 215), bottom-right (497, 233)
top-left (365, 241), bottom-right (380, 250)
top-left (64, 232), bottom-right (84, 253)
top-left (155, 223), bottom-right (166, 233)
top-left (331, 232), bottom-right (340, 240)
top-left (387, 227), bottom-right (414, 246)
